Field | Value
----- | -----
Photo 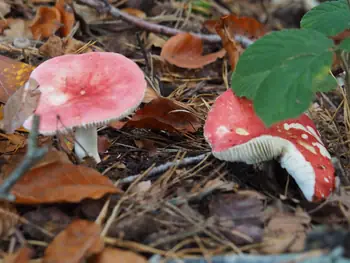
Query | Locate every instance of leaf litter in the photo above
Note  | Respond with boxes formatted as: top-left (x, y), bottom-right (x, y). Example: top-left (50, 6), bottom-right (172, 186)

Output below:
top-left (0, 0), bottom-right (348, 262)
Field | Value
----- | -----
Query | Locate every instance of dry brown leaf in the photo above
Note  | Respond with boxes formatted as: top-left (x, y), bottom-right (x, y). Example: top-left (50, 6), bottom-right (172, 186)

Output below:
top-left (146, 33), bottom-right (166, 49)
top-left (39, 36), bottom-right (94, 57)
top-left (98, 136), bottom-right (111, 154)
top-left (3, 19), bottom-right (33, 39)
top-left (2, 78), bottom-right (41, 134)
top-left (0, 201), bottom-right (19, 239)
top-left (0, 56), bottom-right (35, 103)
top-left (55, 0), bottom-right (75, 37)
top-left (261, 209), bottom-right (311, 254)
top-left (121, 8), bottom-right (146, 19)
top-left (0, 2), bottom-right (11, 17)
top-left (0, 133), bottom-right (26, 153)
top-left (93, 247), bottom-right (147, 263)
top-left (30, 6), bottom-right (62, 40)
top-left (110, 97), bottom-right (201, 133)
top-left (4, 246), bottom-right (33, 263)
top-left (143, 86), bottom-right (159, 103)
top-left (43, 219), bottom-right (104, 263)
top-left (160, 32), bottom-right (226, 69)
top-left (1, 159), bottom-right (121, 204)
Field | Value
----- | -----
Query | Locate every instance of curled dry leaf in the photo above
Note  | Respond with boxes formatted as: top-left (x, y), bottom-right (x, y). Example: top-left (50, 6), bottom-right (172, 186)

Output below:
top-left (261, 209), bottom-right (311, 254)
top-left (39, 36), bottom-right (94, 57)
top-left (121, 8), bottom-right (146, 19)
top-left (160, 32), bottom-right (226, 69)
top-left (94, 248), bottom-right (147, 263)
top-left (0, 152), bottom-right (121, 204)
top-left (109, 97), bottom-right (201, 133)
top-left (2, 78), bottom-right (41, 134)
top-left (0, 55), bottom-right (35, 103)
top-left (3, 246), bottom-right (33, 263)
top-left (30, 6), bottom-right (62, 40)
top-left (0, 201), bottom-right (19, 239)
top-left (55, 0), bottom-right (75, 37)
top-left (43, 219), bottom-right (104, 263)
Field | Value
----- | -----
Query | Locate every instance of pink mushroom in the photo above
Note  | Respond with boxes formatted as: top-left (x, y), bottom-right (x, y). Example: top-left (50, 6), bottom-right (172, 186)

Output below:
top-left (204, 89), bottom-right (335, 202)
top-left (23, 52), bottom-right (147, 163)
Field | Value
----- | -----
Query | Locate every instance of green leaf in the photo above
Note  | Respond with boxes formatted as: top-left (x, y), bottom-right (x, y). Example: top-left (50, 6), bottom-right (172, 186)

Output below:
top-left (300, 0), bottom-right (350, 36)
top-left (231, 29), bottom-right (334, 126)
top-left (338, 37), bottom-right (350, 51)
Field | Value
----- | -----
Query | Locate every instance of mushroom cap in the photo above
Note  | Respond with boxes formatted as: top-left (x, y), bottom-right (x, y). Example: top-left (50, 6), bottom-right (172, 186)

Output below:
top-left (23, 52), bottom-right (146, 134)
top-left (204, 89), bottom-right (335, 201)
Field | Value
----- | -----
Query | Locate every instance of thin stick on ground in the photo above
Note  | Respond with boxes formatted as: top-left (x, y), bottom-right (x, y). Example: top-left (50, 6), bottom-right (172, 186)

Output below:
top-left (0, 115), bottom-right (48, 201)
top-left (77, 0), bottom-right (253, 46)
top-left (119, 153), bottom-right (210, 184)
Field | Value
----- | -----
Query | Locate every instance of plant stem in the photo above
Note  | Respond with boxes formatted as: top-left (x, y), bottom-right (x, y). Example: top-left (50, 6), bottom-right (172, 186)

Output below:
top-left (340, 51), bottom-right (350, 103)
top-left (0, 115), bottom-right (48, 201)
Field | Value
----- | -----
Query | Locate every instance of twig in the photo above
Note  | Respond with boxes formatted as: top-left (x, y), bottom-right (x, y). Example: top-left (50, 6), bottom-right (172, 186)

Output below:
top-left (77, 0), bottom-right (254, 47)
top-left (119, 153), bottom-right (210, 184)
top-left (0, 115), bottom-right (48, 201)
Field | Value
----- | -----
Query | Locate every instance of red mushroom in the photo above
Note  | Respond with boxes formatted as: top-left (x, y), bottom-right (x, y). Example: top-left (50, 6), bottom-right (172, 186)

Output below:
top-left (23, 52), bottom-right (147, 163)
top-left (204, 89), bottom-right (335, 202)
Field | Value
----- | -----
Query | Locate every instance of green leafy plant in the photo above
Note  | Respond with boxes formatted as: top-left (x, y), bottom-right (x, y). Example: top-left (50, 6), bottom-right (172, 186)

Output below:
top-left (231, 0), bottom-right (350, 126)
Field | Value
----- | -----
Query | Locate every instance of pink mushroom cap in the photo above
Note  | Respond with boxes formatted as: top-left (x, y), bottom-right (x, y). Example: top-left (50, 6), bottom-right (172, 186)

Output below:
top-left (204, 89), bottom-right (335, 202)
top-left (23, 52), bottom-right (147, 134)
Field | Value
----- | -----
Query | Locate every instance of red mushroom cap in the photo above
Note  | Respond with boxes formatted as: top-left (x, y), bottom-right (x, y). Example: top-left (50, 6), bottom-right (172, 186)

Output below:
top-left (204, 89), bottom-right (335, 202)
top-left (23, 52), bottom-right (146, 133)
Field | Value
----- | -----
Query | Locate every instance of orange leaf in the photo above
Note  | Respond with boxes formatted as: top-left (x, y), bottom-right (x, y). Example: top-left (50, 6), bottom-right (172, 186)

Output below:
top-left (94, 248), bottom-right (147, 263)
top-left (160, 32), bottom-right (226, 69)
top-left (121, 8), bottom-right (146, 19)
top-left (110, 97), bottom-right (201, 133)
top-left (4, 247), bottom-right (33, 263)
top-left (0, 56), bottom-right (35, 103)
top-left (217, 15), bottom-right (266, 39)
top-left (55, 0), bottom-right (75, 37)
top-left (4, 161), bottom-right (121, 204)
top-left (43, 219), bottom-right (104, 263)
top-left (30, 6), bottom-right (62, 40)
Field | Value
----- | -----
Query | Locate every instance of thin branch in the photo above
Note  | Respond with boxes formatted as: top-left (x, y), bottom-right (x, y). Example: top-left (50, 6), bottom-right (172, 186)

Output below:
top-left (119, 153), bottom-right (210, 184)
top-left (77, 0), bottom-right (254, 47)
top-left (0, 115), bottom-right (48, 201)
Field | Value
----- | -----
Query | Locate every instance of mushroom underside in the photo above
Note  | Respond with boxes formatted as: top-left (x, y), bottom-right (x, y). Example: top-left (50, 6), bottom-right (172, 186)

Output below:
top-left (211, 135), bottom-right (316, 201)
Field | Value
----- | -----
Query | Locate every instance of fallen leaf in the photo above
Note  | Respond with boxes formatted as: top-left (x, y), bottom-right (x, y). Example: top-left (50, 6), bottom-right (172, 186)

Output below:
top-left (30, 6), bottom-right (62, 40)
top-left (260, 208), bottom-right (311, 254)
top-left (0, 133), bottom-right (26, 153)
top-left (143, 86), bottom-right (160, 103)
top-left (2, 78), bottom-right (41, 134)
top-left (146, 33), bottom-right (166, 49)
top-left (4, 246), bottom-right (33, 263)
top-left (98, 136), bottom-right (111, 154)
top-left (208, 192), bottom-right (263, 245)
top-left (39, 36), bottom-right (94, 57)
top-left (0, 56), bottom-right (35, 103)
top-left (134, 139), bottom-right (157, 154)
top-left (22, 207), bottom-right (71, 242)
top-left (0, 201), bottom-right (19, 238)
top-left (110, 97), bottom-right (201, 133)
top-left (55, 0), bottom-right (75, 37)
top-left (215, 18), bottom-right (243, 70)
top-left (121, 8), bottom-right (146, 19)
top-left (3, 19), bottom-right (33, 39)
top-left (93, 248), bottom-right (147, 263)
top-left (1, 160), bottom-right (121, 204)
top-left (0, 2), bottom-right (10, 17)
top-left (160, 32), bottom-right (226, 69)
top-left (43, 219), bottom-right (104, 263)
top-left (207, 15), bottom-right (266, 39)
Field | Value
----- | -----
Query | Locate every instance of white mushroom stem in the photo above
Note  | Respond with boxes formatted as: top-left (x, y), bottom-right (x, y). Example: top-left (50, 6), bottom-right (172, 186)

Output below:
top-left (74, 126), bottom-right (101, 163)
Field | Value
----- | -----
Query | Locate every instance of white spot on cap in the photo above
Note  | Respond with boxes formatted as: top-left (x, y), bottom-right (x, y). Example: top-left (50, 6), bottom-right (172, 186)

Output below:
top-left (284, 123), bottom-right (308, 133)
top-left (235, 128), bottom-right (249, 136)
top-left (80, 90), bottom-right (86, 95)
top-left (312, 142), bottom-right (331, 159)
top-left (47, 92), bottom-right (68, 106)
top-left (307, 126), bottom-right (323, 144)
top-left (297, 140), bottom-right (317, 154)
top-left (301, 134), bottom-right (308, 139)
top-left (216, 126), bottom-right (230, 137)
top-left (324, 177), bottom-right (329, 183)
